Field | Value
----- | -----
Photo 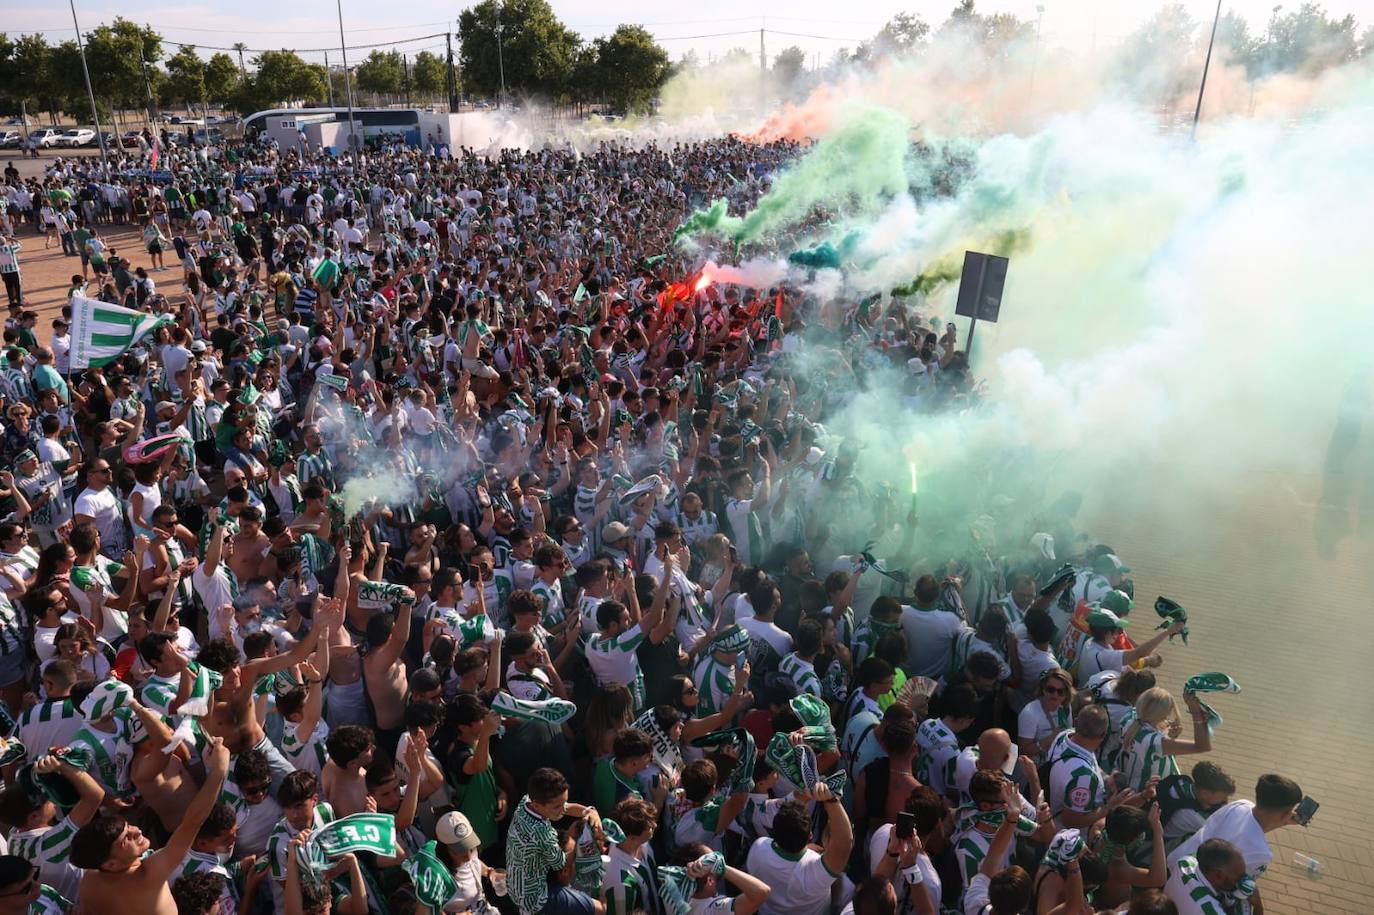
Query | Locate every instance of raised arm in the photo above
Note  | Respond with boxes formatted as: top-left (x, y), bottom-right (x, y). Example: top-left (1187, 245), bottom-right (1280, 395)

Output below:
top-left (145, 735), bottom-right (230, 882)
top-left (814, 781), bottom-right (854, 877)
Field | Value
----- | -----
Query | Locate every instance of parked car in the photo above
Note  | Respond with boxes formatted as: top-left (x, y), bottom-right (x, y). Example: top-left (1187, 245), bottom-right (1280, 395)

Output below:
top-left (3, 116), bottom-right (27, 127)
top-left (163, 130), bottom-right (189, 147)
top-left (24, 128), bottom-right (61, 149)
top-left (99, 132), bottom-right (118, 149)
top-left (121, 130), bottom-right (144, 148)
top-left (57, 128), bottom-right (96, 147)
top-left (0, 130), bottom-right (21, 149)
top-left (191, 127), bottom-right (225, 146)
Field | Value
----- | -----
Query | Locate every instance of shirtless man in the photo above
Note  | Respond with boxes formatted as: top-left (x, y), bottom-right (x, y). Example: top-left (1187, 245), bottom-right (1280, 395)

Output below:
top-left (71, 735), bottom-right (230, 915)
top-left (192, 597), bottom-right (341, 782)
top-left (361, 582), bottom-right (414, 753)
top-left (323, 543), bottom-right (372, 728)
top-left (227, 505), bottom-right (271, 584)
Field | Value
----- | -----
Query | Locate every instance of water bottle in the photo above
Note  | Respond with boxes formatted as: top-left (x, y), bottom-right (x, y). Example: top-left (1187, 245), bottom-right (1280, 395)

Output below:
top-left (1293, 852), bottom-right (1322, 877)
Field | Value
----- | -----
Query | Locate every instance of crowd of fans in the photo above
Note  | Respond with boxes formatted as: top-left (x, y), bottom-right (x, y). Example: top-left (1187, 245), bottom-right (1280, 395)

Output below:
top-left (0, 130), bottom-right (1309, 915)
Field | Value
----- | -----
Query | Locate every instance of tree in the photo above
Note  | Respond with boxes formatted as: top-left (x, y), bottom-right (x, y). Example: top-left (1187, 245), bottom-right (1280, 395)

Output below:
top-left (412, 50), bottom-right (447, 97)
top-left (1115, 3), bottom-right (1199, 105)
top-left (205, 53), bottom-right (240, 106)
top-left (83, 18), bottom-right (162, 120)
top-left (1252, 2), bottom-right (1358, 76)
top-left (873, 12), bottom-right (930, 56)
top-left (593, 25), bottom-right (670, 113)
top-left (772, 46), bottom-right (807, 88)
top-left (1216, 10), bottom-right (1258, 75)
top-left (234, 49), bottom-right (327, 113)
top-left (231, 42), bottom-right (249, 81)
top-left (356, 49), bottom-right (404, 96)
top-left (458, 0), bottom-right (582, 100)
top-left (165, 45), bottom-right (207, 108)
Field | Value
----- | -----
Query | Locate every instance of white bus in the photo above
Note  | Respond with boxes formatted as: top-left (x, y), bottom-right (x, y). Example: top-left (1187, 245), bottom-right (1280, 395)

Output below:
top-left (240, 107), bottom-right (425, 146)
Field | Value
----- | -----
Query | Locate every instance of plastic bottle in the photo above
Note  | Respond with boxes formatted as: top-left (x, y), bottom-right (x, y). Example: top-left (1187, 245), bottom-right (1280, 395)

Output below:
top-left (1293, 852), bottom-right (1322, 877)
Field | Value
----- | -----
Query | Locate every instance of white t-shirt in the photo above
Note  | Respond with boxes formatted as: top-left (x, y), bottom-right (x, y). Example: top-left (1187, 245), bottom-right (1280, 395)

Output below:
top-left (746, 837), bottom-right (837, 915)
top-left (1076, 640), bottom-right (1125, 687)
top-left (74, 487), bottom-right (125, 551)
top-left (867, 823), bottom-right (940, 913)
top-left (1017, 698), bottom-right (1068, 759)
top-left (193, 564), bottom-right (235, 621)
top-left (1168, 800), bottom-right (1272, 879)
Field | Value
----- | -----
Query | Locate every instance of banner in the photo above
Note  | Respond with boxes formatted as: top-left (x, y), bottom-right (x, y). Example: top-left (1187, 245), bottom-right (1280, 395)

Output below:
top-left (69, 295), bottom-right (176, 370)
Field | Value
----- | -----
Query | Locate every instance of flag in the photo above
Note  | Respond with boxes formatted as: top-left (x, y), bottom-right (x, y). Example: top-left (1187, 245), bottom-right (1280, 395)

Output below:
top-left (150, 137), bottom-right (160, 171)
top-left (403, 841), bottom-right (458, 911)
top-left (775, 288), bottom-right (785, 321)
top-left (69, 295), bottom-right (176, 370)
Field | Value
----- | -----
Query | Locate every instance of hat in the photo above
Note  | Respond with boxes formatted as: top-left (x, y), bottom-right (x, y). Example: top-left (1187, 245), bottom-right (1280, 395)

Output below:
top-left (1085, 608), bottom-right (1124, 630)
top-left (14, 449), bottom-right (36, 465)
top-left (1092, 553), bottom-right (1130, 575)
top-left (711, 624), bottom-right (750, 654)
top-left (906, 358), bottom-right (927, 374)
top-left (190, 340), bottom-right (208, 353)
top-left (435, 811), bottom-right (482, 851)
top-left (1029, 532), bottom-right (1055, 561)
top-left (1099, 589), bottom-right (1133, 617)
top-left (155, 400), bottom-right (177, 415)
top-left (601, 521), bottom-right (632, 544)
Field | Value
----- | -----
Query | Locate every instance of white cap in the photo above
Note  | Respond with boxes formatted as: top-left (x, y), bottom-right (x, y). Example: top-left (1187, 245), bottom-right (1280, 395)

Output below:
top-left (436, 811), bottom-right (482, 850)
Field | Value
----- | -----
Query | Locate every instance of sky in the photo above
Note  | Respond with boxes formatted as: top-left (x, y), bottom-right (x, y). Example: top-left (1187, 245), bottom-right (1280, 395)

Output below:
top-left (9, 0), bottom-right (1374, 68)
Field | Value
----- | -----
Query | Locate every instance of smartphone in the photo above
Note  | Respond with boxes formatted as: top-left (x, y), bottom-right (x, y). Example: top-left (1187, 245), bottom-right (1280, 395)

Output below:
top-left (895, 811), bottom-right (915, 840)
top-left (1294, 796), bottom-right (1318, 826)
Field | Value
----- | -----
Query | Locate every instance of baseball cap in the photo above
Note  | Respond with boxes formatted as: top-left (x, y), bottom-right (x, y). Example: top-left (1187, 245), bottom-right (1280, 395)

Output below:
top-left (602, 521), bottom-right (632, 544)
top-left (1099, 589), bottom-right (1134, 617)
top-left (1092, 553), bottom-right (1130, 576)
top-left (190, 340), bottom-right (208, 353)
top-left (1085, 608), bottom-right (1124, 631)
top-left (436, 812), bottom-right (482, 851)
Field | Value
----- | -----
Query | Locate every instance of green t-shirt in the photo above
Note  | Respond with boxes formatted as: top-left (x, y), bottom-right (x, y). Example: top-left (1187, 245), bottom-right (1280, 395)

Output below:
top-left (447, 739), bottom-right (499, 850)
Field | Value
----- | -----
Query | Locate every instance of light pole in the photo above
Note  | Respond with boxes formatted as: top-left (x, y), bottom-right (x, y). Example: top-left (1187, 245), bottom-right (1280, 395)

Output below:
top-left (1191, 0), bottom-right (1223, 140)
top-left (1028, 4), bottom-right (1045, 97)
top-left (336, 0), bottom-right (359, 153)
top-left (68, 0), bottom-right (110, 177)
top-left (496, 23), bottom-right (506, 109)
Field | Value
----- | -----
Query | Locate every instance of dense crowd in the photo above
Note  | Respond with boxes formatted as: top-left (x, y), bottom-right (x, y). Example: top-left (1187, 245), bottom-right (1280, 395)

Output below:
top-left (0, 130), bottom-right (1309, 915)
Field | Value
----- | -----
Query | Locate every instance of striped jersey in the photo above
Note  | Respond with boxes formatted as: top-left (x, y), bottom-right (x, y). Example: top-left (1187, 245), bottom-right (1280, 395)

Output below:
top-left (266, 802), bottom-right (335, 909)
top-left (8, 816), bottom-right (82, 902)
top-left (31, 885), bottom-right (71, 915)
top-left (1118, 719), bottom-right (1180, 792)
top-left (952, 813), bottom-right (1038, 885)
top-left (139, 672), bottom-right (182, 718)
top-left (586, 624), bottom-right (647, 710)
top-left (915, 719), bottom-right (961, 796)
top-left (602, 845), bottom-right (658, 915)
top-left (778, 652), bottom-right (822, 697)
top-left (281, 717), bottom-right (330, 776)
top-left (67, 709), bottom-right (145, 798)
top-left (1164, 855), bottom-right (1232, 915)
top-left (678, 509), bottom-right (719, 546)
top-left (0, 592), bottom-right (23, 656)
top-left (506, 799), bottom-right (565, 915)
top-left (13, 699), bottom-right (83, 761)
top-left (692, 655), bottom-right (736, 719)
top-left (531, 579), bottom-right (565, 630)
top-left (1046, 730), bottom-right (1108, 826)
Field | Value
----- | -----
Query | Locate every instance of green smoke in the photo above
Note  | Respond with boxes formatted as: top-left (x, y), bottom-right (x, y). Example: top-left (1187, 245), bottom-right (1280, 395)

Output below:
top-left (675, 106), bottom-right (913, 247)
top-left (889, 227), bottom-right (1032, 297)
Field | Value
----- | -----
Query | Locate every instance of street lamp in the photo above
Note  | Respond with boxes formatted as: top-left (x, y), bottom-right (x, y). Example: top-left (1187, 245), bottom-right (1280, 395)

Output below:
top-left (337, 0), bottom-right (359, 153)
top-left (496, 23), bottom-right (507, 109)
top-left (68, 0), bottom-right (109, 177)
top-left (1028, 4), bottom-right (1045, 97)
top-left (1191, 0), bottom-right (1224, 140)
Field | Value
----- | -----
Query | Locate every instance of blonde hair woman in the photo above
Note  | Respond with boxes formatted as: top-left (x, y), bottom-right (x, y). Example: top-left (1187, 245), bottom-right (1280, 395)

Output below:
top-left (1016, 667), bottom-right (1074, 764)
top-left (1118, 686), bottom-right (1211, 792)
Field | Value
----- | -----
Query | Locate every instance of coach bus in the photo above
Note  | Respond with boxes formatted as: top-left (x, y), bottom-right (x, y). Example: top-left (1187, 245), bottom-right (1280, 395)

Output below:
top-left (240, 107), bottom-right (426, 147)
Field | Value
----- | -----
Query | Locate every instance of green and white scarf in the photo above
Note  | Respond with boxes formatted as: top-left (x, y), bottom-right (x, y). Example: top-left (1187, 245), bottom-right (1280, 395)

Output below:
top-left (295, 812), bottom-right (397, 884)
top-left (1183, 673), bottom-right (1241, 735)
top-left (402, 840), bottom-right (458, 912)
top-left (491, 690), bottom-right (577, 725)
top-left (179, 662), bottom-right (224, 717)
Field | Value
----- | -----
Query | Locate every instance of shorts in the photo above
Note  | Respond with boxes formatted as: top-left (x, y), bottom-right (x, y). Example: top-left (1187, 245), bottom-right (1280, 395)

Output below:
top-left (171, 206), bottom-right (186, 220)
top-left (147, 240), bottom-right (163, 254)
top-left (0, 649), bottom-right (25, 688)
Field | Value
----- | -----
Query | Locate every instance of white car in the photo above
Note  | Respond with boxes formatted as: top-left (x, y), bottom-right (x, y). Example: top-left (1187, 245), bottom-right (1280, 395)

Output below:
top-left (57, 128), bottom-right (96, 147)
top-left (24, 128), bottom-right (61, 149)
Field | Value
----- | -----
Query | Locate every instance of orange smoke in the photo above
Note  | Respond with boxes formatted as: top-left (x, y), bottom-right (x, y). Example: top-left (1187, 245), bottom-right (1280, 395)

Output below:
top-left (739, 84), bottom-right (844, 143)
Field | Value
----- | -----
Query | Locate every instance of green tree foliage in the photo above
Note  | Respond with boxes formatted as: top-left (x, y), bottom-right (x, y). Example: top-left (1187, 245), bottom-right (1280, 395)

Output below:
top-left (356, 49), bottom-right (404, 95)
top-left (205, 53), bottom-right (241, 105)
top-left (83, 18), bottom-right (163, 116)
top-left (412, 50), bottom-right (447, 97)
top-left (458, 0), bottom-right (582, 99)
top-left (234, 50), bottom-right (328, 113)
top-left (873, 12), bottom-right (931, 56)
top-left (772, 45), bottom-right (807, 88)
top-left (165, 45), bottom-right (207, 107)
top-left (593, 25), bottom-right (670, 113)
top-left (1252, 2), bottom-right (1358, 75)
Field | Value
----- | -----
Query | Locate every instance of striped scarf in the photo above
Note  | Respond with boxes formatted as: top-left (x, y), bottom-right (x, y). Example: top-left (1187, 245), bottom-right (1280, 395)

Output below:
top-left (179, 662), bottom-right (224, 717)
top-left (402, 840), bottom-right (458, 911)
top-left (297, 813), bottom-right (398, 883)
